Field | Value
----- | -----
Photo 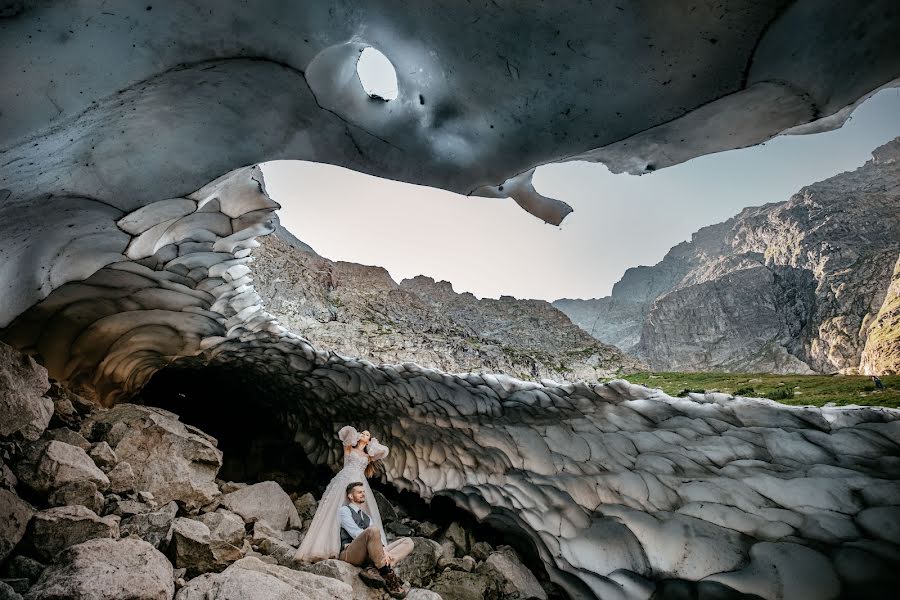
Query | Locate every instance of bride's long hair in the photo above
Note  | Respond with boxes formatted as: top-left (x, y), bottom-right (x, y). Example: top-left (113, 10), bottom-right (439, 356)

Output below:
top-left (356, 439), bottom-right (380, 478)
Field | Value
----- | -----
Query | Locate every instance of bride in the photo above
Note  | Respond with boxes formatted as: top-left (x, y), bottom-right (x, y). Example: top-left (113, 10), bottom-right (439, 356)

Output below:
top-left (294, 426), bottom-right (390, 561)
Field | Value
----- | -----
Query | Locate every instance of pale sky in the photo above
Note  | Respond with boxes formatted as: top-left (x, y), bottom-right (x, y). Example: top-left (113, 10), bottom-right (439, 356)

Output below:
top-left (264, 88), bottom-right (900, 302)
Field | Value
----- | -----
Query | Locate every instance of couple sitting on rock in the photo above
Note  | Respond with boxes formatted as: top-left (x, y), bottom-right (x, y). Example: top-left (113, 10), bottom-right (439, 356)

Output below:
top-left (294, 427), bottom-right (413, 597)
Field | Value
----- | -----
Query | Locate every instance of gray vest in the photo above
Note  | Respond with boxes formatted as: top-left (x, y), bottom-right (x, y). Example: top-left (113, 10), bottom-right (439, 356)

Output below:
top-left (340, 506), bottom-right (371, 548)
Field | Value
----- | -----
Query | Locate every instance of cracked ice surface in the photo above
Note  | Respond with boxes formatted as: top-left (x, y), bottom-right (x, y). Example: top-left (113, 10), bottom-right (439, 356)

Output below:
top-left (3, 168), bottom-right (899, 599)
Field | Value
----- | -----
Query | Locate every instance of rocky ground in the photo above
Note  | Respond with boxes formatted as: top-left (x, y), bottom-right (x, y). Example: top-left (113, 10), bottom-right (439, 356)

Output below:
top-left (252, 223), bottom-right (644, 384)
top-left (0, 341), bottom-right (551, 600)
top-left (555, 137), bottom-right (900, 375)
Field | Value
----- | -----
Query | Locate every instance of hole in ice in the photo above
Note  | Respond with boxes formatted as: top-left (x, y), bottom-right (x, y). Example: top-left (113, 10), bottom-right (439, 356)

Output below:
top-left (356, 47), bottom-right (399, 101)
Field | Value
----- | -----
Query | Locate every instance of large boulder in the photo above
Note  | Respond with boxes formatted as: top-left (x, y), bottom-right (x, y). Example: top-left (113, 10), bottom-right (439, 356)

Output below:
top-left (24, 538), bottom-right (173, 600)
top-left (26, 505), bottom-right (119, 562)
top-left (120, 501), bottom-right (179, 549)
top-left (430, 571), bottom-right (500, 600)
top-left (105, 461), bottom-right (136, 494)
top-left (300, 558), bottom-right (383, 600)
top-left (174, 556), bottom-right (350, 600)
top-left (81, 404), bottom-right (222, 509)
top-left (478, 548), bottom-right (547, 600)
top-left (47, 480), bottom-right (104, 514)
top-left (0, 489), bottom-right (34, 563)
top-left (13, 440), bottom-right (109, 495)
top-left (41, 428), bottom-right (91, 451)
top-left (169, 517), bottom-right (243, 577)
top-left (196, 510), bottom-right (246, 546)
top-left (219, 481), bottom-right (301, 530)
top-left (0, 342), bottom-right (52, 442)
top-left (395, 537), bottom-right (442, 588)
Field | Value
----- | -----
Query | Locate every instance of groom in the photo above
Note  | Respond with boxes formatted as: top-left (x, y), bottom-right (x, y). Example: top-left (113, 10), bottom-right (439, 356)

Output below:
top-left (339, 482), bottom-right (414, 596)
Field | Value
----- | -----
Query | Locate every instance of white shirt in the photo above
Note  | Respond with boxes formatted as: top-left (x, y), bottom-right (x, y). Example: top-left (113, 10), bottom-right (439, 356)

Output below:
top-left (340, 503), bottom-right (369, 540)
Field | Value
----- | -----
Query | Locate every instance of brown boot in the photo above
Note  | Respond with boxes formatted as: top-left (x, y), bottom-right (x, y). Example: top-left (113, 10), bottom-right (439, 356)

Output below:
top-left (359, 566), bottom-right (386, 589)
top-left (382, 568), bottom-right (409, 598)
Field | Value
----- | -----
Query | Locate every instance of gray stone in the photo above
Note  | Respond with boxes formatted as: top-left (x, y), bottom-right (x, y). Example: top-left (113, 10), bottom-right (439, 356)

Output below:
top-left (3, 556), bottom-right (45, 584)
top-left (406, 591), bottom-right (442, 600)
top-left (430, 571), bottom-right (499, 600)
top-left (26, 505), bottom-right (119, 562)
top-left (0, 581), bottom-right (23, 600)
top-left (220, 481), bottom-right (301, 530)
top-left (395, 537), bottom-right (442, 588)
top-left (197, 509), bottom-right (246, 546)
top-left (120, 501), bottom-right (179, 549)
top-left (174, 556), bottom-right (350, 600)
top-left (0, 342), bottom-right (52, 442)
top-left (293, 492), bottom-right (317, 521)
top-left (373, 490), bottom-right (398, 523)
top-left (441, 522), bottom-right (470, 557)
top-left (169, 517), bottom-right (243, 577)
top-left (88, 442), bottom-right (117, 469)
top-left (81, 404), bottom-right (222, 509)
top-left (14, 440), bottom-right (109, 495)
top-left (0, 490), bottom-right (33, 563)
top-left (470, 542), bottom-right (493, 562)
top-left (47, 480), bottom-right (104, 514)
top-left (300, 559), bottom-right (382, 600)
top-left (24, 538), bottom-right (173, 600)
top-left (42, 428), bottom-right (90, 451)
top-left (106, 461), bottom-right (136, 494)
top-left (480, 548), bottom-right (546, 600)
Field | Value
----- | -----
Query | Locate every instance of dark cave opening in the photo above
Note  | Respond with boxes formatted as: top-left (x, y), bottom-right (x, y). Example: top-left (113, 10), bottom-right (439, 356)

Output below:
top-left (137, 364), bottom-right (330, 493)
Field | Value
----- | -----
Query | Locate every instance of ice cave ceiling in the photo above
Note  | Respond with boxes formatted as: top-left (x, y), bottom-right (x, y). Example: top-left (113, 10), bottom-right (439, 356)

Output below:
top-left (2, 2), bottom-right (900, 599)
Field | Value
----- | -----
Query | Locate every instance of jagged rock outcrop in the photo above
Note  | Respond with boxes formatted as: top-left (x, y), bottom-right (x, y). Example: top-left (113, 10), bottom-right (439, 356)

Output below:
top-left (556, 138), bottom-right (900, 374)
top-left (253, 230), bottom-right (642, 383)
top-left (861, 254), bottom-right (900, 374)
top-left (24, 538), bottom-right (174, 600)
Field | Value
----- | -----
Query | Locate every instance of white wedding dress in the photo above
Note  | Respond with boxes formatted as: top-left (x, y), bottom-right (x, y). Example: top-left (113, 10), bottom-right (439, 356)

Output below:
top-left (295, 450), bottom-right (387, 561)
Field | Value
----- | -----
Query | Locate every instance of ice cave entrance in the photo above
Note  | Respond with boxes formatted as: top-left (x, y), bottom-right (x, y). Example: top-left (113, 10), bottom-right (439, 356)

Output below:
top-left (356, 47), bottom-right (399, 101)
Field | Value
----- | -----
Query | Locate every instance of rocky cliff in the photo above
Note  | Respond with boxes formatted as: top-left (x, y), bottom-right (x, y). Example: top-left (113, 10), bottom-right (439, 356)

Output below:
top-left (555, 137), bottom-right (900, 374)
top-left (253, 225), bottom-right (644, 383)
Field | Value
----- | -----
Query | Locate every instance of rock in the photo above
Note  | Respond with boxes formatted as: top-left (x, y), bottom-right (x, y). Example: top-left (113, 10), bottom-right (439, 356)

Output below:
top-left (293, 492), bottom-right (317, 521)
top-left (219, 481), bottom-right (301, 530)
top-left (251, 519), bottom-right (285, 544)
top-left (2, 579), bottom-right (28, 594)
top-left (14, 440), bottom-right (109, 495)
top-left (406, 591), bottom-right (442, 600)
top-left (41, 428), bottom-right (90, 451)
top-left (395, 537), bottom-right (442, 588)
top-left (440, 523), bottom-right (470, 557)
top-left (88, 442), bottom-right (117, 469)
top-left (3, 556), bottom-right (45, 584)
top-left (47, 480), bottom-right (104, 514)
top-left (387, 521), bottom-right (414, 537)
top-left (438, 556), bottom-right (476, 572)
top-left (281, 529), bottom-right (302, 547)
top-left (120, 501), bottom-right (179, 549)
top-left (415, 521), bottom-right (440, 539)
top-left (1, 460), bottom-right (17, 490)
top-left (137, 491), bottom-right (156, 504)
top-left (104, 498), bottom-right (153, 518)
top-left (220, 481), bottom-right (247, 494)
top-left (0, 490), bottom-right (34, 563)
top-left (470, 541), bottom-right (492, 561)
top-left (26, 505), bottom-right (119, 562)
top-left (479, 548), bottom-right (546, 600)
top-left (197, 509), bottom-right (246, 546)
top-left (430, 570), bottom-right (499, 600)
top-left (24, 537), bottom-right (173, 600)
top-left (300, 559), bottom-right (382, 600)
top-left (80, 404), bottom-right (222, 509)
top-left (169, 516), bottom-right (243, 577)
top-left (0, 341), bottom-right (53, 442)
top-left (174, 556), bottom-right (350, 600)
top-left (257, 536), bottom-right (297, 568)
top-left (0, 581), bottom-right (23, 600)
top-left (106, 461), bottom-right (136, 494)
top-left (373, 490), bottom-right (398, 523)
